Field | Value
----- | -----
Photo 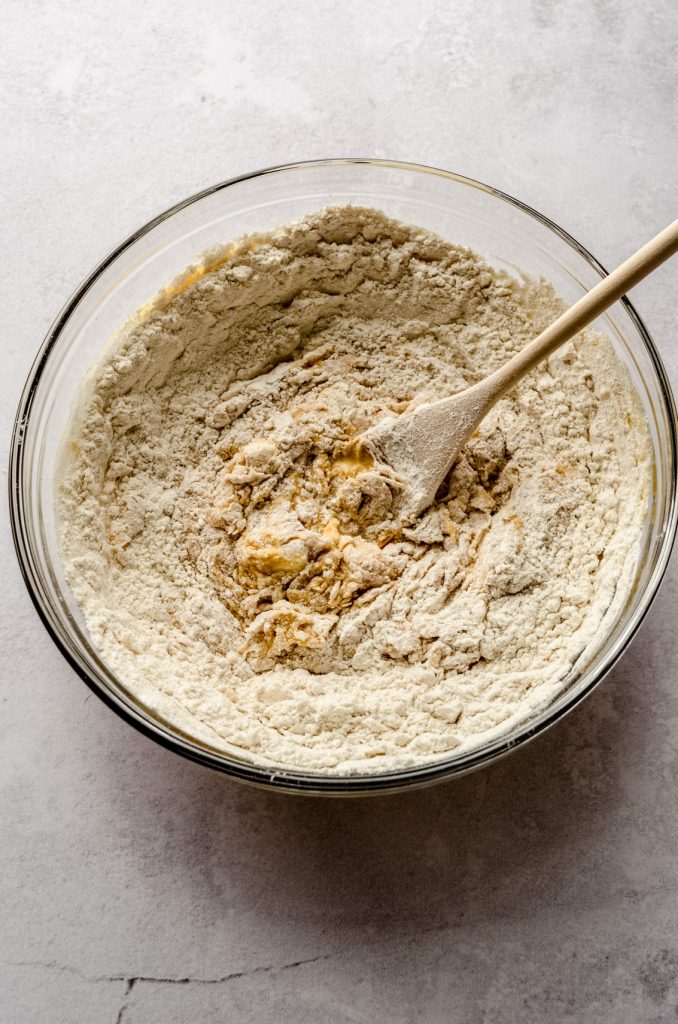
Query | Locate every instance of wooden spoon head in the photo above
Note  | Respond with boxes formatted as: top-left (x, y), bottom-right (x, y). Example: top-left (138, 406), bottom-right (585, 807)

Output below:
top-left (361, 387), bottom-right (488, 518)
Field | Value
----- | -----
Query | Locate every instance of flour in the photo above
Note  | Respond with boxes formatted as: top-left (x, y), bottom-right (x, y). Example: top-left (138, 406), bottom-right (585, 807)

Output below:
top-left (58, 206), bottom-right (651, 772)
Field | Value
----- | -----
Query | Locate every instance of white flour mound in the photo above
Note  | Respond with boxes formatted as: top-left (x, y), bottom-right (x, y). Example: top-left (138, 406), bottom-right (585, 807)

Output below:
top-left (58, 206), bottom-right (651, 773)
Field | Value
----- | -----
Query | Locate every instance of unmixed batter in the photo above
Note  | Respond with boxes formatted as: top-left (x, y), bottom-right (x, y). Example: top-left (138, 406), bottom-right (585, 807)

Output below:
top-left (58, 207), bottom-right (650, 771)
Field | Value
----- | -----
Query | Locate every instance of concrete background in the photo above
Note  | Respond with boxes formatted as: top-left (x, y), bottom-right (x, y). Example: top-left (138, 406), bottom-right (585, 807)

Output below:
top-left (2, 1), bottom-right (678, 1021)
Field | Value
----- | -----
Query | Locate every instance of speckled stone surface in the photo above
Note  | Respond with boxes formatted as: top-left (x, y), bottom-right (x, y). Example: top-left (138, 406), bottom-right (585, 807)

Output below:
top-left (2, 2), bottom-right (678, 1021)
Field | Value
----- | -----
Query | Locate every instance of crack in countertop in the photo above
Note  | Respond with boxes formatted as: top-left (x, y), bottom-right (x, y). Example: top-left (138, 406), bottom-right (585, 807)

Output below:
top-left (4, 950), bottom-right (335, 988)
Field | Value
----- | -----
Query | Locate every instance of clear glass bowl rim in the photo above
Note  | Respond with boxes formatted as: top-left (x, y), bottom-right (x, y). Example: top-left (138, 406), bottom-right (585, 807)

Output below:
top-left (9, 157), bottom-right (678, 795)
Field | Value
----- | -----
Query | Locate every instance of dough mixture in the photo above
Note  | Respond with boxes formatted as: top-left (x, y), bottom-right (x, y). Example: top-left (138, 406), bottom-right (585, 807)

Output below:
top-left (58, 206), bottom-right (650, 772)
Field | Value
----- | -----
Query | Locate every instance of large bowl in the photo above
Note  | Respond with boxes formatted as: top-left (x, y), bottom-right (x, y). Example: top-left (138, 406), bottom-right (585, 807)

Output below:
top-left (9, 159), bottom-right (678, 794)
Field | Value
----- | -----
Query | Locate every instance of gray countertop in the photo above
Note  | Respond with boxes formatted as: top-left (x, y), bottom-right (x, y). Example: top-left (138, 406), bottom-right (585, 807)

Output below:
top-left (2, 2), bottom-right (678, 1021)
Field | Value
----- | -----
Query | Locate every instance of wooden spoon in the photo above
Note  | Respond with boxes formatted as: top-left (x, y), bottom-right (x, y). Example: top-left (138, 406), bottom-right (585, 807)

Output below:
top-left (360, 219), bottom-right (678, 518)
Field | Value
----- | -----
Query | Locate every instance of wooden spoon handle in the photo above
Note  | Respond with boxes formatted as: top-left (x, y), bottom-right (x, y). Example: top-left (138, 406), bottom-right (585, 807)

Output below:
top-left (484, 219), bottom-right (678, 402)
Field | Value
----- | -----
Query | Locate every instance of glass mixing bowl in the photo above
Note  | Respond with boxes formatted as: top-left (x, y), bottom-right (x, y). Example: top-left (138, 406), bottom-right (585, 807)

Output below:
top-left (9, 159), bottom-right (678, 794)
